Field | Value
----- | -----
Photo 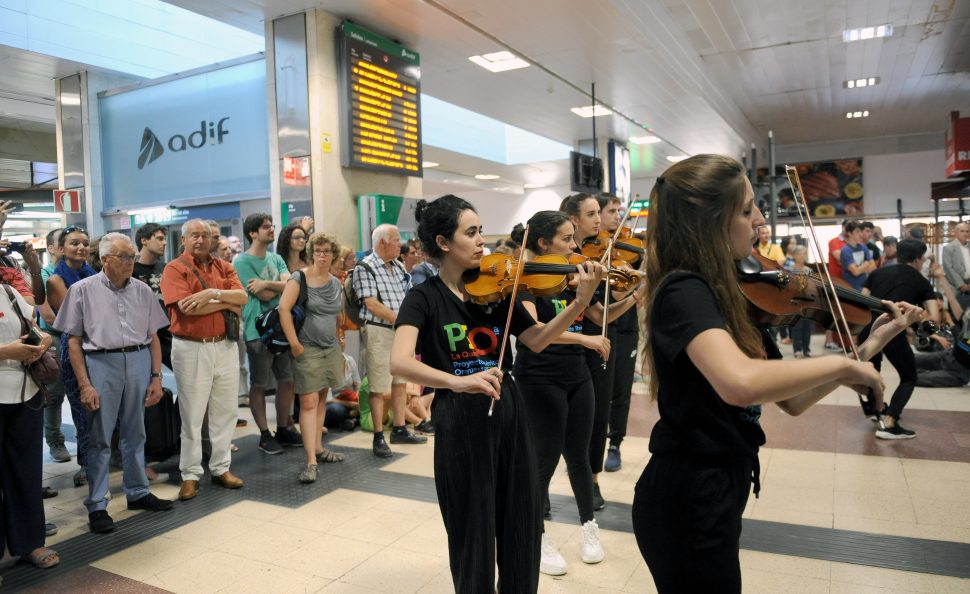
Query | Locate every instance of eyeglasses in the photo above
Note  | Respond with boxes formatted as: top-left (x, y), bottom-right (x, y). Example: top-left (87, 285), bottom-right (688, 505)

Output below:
top-left (312, 249), bottom-right (334, 256)
top-left (108, 254), bottom-right (136, 263)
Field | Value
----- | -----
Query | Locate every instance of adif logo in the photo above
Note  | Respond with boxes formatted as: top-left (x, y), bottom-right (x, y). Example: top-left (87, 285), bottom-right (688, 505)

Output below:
top-left (137, 117), bottom-right (230, 169)
top-left (138, 127), bottom-right (164, 169)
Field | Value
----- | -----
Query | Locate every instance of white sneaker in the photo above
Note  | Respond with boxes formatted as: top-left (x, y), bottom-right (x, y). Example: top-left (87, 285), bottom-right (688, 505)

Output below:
top-left (540, 533), bottom-right (568, 576)
top-left (580, 519), bottom-right (605, 564)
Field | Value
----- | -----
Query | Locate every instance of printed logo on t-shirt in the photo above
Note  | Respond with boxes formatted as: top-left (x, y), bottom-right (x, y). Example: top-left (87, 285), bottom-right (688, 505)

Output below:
top-left (552, 298), bottom-right (585, 333)
top-left (443, 322), bottom-right (502, 376)
top-left (739, 404), bottom-right (762, 425)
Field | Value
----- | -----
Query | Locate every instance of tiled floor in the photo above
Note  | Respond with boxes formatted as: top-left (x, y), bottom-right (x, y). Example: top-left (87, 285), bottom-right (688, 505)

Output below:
top-left (5, 334), bottom-right (970, 593)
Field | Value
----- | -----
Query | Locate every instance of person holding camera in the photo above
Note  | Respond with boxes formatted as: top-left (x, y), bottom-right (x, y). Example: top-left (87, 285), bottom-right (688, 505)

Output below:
top-left (0, 272), bottom-right (59, 568)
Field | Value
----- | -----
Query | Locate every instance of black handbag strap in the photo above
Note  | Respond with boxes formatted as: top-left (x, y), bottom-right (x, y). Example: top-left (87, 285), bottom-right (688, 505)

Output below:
top-left (180, 255), bottom-right (211, 290)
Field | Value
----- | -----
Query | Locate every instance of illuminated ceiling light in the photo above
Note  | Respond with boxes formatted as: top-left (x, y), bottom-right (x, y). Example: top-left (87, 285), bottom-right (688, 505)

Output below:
top-left (629, 135), bottom-right (661, 144)
top-left (475, 174), bottom-right (500, 180)
top-left (666, 155), bottom-right (688, 163)
top-left (843, 24), bottom-right (893, 42)
top-left (422, 161), bottom-right (439, 168)
top-left (468, 51), bottom-right (530, 73)
top-left (846, 111), bottom-right (871, 119)
top-left (570, 105), bottom-right (613, 118)
top-left (523, 183), bottom-right (546, 189)
top-left (843, 76), bottom-right (880, 89)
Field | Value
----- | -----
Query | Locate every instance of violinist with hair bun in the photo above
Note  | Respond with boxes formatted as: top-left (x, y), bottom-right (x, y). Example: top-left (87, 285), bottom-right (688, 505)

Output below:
top-left (634, 154), bottom-right (923, 593)
top-left (389, 195), bottom-right (604, 593)
top-left (509, 210), bottom-right (637, 577)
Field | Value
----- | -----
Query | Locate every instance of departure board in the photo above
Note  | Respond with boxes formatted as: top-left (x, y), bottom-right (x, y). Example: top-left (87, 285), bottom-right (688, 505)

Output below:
top-left (337, 21), bottom-right (422, 176)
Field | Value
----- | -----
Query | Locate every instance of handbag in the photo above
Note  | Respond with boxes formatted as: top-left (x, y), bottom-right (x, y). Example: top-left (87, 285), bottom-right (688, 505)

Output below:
top-left (181, 256), bottom-right (240, 341)
top-left (2, 285), bottom-right (59, 408)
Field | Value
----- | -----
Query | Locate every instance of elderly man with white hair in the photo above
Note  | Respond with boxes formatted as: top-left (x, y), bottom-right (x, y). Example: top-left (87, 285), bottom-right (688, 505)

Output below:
top-left (54, 233), bottom-right (173, 534)
top-left (353, 224), bottom-right (426, 457)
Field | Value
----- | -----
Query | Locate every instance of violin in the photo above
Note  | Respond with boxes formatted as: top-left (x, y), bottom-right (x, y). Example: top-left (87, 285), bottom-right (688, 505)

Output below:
top-left (464, 253), bottom-right (643, 305)
top-left (737, 252), bottom-right (937, 336)
top-left (580, 230), bottom-right (645, 263)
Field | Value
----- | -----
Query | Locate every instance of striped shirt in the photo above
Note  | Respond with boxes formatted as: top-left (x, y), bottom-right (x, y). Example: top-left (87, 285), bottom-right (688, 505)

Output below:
top-left (352, 252), bottom-right (410, 324)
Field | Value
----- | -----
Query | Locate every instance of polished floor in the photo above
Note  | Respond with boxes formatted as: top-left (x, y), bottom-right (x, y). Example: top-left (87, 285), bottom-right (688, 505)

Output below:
top-left (4, 335), bottom-right (970, 593)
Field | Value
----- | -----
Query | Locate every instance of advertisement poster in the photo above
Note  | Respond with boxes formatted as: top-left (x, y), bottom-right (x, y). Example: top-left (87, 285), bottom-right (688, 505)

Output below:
top-left (790, 159), bottom-right (864, 217)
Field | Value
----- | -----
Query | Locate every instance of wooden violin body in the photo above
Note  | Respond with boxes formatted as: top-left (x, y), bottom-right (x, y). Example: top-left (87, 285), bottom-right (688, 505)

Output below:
top-left (580, 230), bottom-right (645, 263)
top-left (736, 252), bottom-right (876, 333)
top-left (464, 253), bottom-right (644, 305)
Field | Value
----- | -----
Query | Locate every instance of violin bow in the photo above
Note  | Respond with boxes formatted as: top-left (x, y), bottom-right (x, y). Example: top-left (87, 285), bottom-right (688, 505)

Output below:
top-left (596, 205), bottom-right (636, 367)
top-left (784, 166), bottom-right (873, 416)
top-left (489, 224), bottom-right (530, 417)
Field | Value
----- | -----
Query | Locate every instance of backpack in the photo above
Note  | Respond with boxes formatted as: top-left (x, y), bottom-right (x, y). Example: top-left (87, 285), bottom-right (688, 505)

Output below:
top-left (343, 261), bottom-right (378, 327)
top-left (255, 270), bottom-right (309, 354)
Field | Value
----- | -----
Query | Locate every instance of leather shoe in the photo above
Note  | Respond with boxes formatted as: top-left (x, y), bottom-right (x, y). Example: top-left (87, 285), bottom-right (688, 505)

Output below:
top-left (211, 471), bottom-right (244, 489)
top-left (178, 480), bottom-right (198, 501)
top-left (128, 493), bottom-right (174, 512)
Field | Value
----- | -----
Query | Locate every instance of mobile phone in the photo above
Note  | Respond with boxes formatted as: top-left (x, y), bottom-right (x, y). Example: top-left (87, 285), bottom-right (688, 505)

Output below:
top-left (26, 326), bottom-right (44, 346)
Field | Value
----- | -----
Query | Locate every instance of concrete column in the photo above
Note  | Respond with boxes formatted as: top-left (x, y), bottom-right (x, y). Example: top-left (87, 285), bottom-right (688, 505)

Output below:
top-left (266, 9), bottom-right (421, 250)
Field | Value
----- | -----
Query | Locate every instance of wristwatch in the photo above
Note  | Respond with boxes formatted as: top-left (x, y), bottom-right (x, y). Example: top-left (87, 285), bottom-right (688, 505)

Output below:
top-left (214, 289), bottom-right (222, 301)
top-left (150, 372), bottom-right (162, 379)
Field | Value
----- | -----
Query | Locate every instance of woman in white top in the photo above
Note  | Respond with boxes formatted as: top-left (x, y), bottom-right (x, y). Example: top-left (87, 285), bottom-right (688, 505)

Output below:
top-left (0, 283), bottom-right (59, 568)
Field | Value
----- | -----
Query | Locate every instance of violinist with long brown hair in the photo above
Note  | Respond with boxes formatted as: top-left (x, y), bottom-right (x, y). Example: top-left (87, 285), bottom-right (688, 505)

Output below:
top-left (634, 154), bottom-right (922, 592)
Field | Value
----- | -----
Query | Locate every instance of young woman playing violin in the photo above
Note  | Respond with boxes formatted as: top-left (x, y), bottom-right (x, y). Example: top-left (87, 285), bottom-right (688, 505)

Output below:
top-left (509, 210), bottom-right (637, 577)
top-left (389, 195), bottom-right (605, 594)
top-left (635, 154), bottom-right (923, 593)
top-left (560, 192), bottom-right (617, 510)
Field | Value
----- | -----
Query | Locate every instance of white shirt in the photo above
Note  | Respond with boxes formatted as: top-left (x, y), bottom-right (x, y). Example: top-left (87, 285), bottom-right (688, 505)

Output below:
top-left (0, 287), bottom-right (38, 404)
top-left (960, 242), bottom-right (970, 281)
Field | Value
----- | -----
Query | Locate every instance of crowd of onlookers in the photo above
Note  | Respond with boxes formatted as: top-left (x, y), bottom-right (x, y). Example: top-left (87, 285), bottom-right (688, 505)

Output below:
top-left (0, 208), bottom-right (456, 572)
top-left (756, 219), bottom-right (970, 440)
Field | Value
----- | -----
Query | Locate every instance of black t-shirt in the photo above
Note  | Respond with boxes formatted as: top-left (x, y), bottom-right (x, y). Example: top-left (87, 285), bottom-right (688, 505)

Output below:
top-left (867, 241), bottom-right (881, 262)
top-left (396, 276), bottom-right (537, 395)
top-left (648, 273), bottom-right (767, 463)
top-left (513, 289), bottom-right (595, 382)
top-left (863, 263), bottom-right (934, 305)
top-left (133, 260), bottom-right (166, 302)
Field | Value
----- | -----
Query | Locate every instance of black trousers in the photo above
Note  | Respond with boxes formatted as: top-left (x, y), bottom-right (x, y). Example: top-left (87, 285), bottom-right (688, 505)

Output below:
top-left (586, 325), bottom-right (617, 474)
top-left (633, 454), bottom-right (752, 594)
top-left (859, 325), bottom-right (917, 421)
top-left (432, 379), bottom-right (541, 594)
top-left (0, 392), bottom-right (45, 557)
top-left (608, 327), bottom-right (639, 448)
top-left (518, 374), bottom-right (596, 523)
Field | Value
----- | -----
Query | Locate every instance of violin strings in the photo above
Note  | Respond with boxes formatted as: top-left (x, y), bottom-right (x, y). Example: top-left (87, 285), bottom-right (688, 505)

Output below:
top-left (489, 225), bottom-right (530, 417)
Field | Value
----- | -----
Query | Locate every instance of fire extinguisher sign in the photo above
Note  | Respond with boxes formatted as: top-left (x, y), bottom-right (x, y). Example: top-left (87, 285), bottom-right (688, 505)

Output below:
top-left (53, 190), bottom-right (83, 213)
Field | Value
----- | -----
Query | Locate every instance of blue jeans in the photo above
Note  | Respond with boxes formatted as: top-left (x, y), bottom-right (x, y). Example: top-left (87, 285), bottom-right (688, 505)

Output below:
top-left (790, 319), bottom-right (814, 354)
top-left (83, 349), bottom-right (151, 512)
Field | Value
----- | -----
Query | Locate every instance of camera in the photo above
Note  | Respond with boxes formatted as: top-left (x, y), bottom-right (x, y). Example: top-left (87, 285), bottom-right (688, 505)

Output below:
top-left (4, 241), bottom-right (28, 252)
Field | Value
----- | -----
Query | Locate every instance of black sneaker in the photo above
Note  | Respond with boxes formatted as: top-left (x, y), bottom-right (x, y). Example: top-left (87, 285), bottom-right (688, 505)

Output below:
top-left (88, 510), bottom-right (114, 533)
top-left (592, 483), bottom-right (606, 511)
top-left (127, 493), bottom-right (174, 512)
top-left (414, 420), bottom-right (435, 435)
top-left (275, 426), bottom-right (303, 447)
top-left (258, 432), bottom-right (284, 455)
top-left (341, 419), bottom-right (356, 432)
top-left (544, 494), bottom-right (551, 520)
top-left (373, 439), bottom-right (393, 458)
top-left (876, 423), bottom-right (916, 440)
top-left (390, 428), bottom-right (428, 445)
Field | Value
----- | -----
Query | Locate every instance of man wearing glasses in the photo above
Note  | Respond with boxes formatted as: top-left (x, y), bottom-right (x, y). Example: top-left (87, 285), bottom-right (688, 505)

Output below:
top-left (54, 233), bottom-right (173, 533)
top-left (233, 213), bottom-right (300, 454)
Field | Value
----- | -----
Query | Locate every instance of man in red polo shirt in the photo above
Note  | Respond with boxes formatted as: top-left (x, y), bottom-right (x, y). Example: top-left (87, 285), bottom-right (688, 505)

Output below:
top-left (161, 219), bottom-right (248, 502)
top-left (825, 220), bottom-right (848, 350)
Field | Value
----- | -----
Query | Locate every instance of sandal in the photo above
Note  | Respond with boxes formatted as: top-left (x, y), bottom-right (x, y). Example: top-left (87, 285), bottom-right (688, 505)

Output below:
top-left (315, 448), bottom-right (344, 463)
top-left (26, 547), bottom-right (59, 569)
